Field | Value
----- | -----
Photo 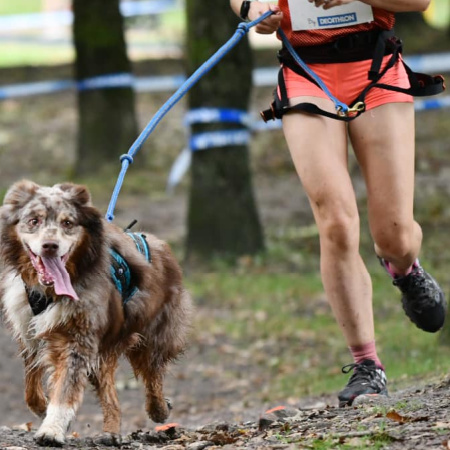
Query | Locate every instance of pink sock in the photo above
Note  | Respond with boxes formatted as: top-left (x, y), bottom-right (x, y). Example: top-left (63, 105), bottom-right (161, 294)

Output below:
top-left (385, 260), bottom-right (414, 278)
top-left (349, 341), bottom-right (384, 369)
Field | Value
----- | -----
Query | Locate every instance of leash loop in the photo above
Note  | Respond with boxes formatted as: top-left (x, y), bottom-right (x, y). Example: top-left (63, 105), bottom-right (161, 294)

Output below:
top-left (120, 154), bottom-right (134, 164)
top-left (105, 10), bottom-right (274, 222)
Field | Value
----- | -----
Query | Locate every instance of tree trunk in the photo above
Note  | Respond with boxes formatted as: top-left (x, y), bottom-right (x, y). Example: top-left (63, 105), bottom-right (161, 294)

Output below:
top-left (184, 0), bottom-right (265, 266)
top-left (72, 0), bottom-right (138, 175)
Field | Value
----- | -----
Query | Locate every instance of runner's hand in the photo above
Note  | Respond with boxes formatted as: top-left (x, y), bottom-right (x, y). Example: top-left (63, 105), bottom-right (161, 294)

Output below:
top-left (248, 2), bottom-right (283, 34)
top-left (309, 0), bottom-right (356, 9)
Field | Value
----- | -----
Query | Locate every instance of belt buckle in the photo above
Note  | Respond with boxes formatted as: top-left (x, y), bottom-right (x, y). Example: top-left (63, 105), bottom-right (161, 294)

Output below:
top-left (333, 33), bottom-right (360, 52)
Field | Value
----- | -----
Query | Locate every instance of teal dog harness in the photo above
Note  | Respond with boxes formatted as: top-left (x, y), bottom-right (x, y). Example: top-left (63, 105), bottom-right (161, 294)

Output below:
top-left (109, 232), bottom-right (151, 304)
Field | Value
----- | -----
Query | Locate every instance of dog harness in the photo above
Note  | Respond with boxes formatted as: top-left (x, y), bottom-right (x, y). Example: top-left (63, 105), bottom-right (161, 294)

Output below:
top-left (25, 285), bottom-right (53, 316)
top-left (109, 232), bottom-right (152, 304)
top-left (260, 28), bottom-right (446, 122)
top-left (25, 232), bottom-right (152, 315)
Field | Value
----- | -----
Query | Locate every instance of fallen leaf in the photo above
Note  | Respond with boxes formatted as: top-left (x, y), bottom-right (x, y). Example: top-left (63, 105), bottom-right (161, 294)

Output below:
top-left (265, 405), bottom-right (286, 414)
top-left (155, 423), bottom-right (179, 432)
top-left (12, 423), bottom-right (33, 432)
top-left (386, 410), bottom-right (407, 423)
top-left (386, 410), bottom-right (429, 424)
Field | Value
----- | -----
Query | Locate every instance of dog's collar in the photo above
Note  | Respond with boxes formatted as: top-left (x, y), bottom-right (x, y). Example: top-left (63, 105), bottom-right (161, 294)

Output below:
top-left (110, 232), bottom-right (152, 304)
top-left (24, 284), bottom-right (53, 316)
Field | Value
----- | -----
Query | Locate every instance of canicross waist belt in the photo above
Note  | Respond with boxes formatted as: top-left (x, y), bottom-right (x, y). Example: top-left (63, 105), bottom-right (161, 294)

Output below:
top-left (261, 28), bottom-right (446, 122)
top-left (277, 28), bottom-right (395, 64)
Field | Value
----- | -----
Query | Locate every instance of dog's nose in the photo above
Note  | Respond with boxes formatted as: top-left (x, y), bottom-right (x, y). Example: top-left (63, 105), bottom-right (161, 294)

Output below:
top-left (41, 240), bottom-right (59, 257)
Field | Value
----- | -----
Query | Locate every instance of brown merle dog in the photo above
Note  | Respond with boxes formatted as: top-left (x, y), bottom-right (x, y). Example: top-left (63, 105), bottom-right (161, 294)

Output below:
top-left (0, 180), bottom-right (192, 446)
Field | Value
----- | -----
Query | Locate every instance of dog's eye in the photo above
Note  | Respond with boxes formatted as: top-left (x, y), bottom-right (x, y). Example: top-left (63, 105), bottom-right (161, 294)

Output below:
top-left (61, 220), bottom-right (73, 229)
top-left (28, 218), bottom-right (40, 227)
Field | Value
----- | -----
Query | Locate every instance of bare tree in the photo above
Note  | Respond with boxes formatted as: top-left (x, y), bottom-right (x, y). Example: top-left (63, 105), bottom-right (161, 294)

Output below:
top-left (72, 0), bottom-right (138, 175)
top-left (184, 0), bottom-right (265, 265)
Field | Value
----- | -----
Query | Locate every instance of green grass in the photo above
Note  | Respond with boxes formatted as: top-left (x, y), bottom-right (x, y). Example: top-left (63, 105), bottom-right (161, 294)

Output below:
top-left (0, 0), bottom-right (41, 15)
top-left (0, 9), bottom-right (186, 68)
top-left (185, 252), bottom-right (450, 402)
top-left (1, 43), bottom-right (75, 68)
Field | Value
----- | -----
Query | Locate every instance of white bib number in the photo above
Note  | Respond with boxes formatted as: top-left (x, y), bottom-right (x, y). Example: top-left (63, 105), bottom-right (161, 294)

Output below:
top-left (287, 0), bottom-right (374, 30)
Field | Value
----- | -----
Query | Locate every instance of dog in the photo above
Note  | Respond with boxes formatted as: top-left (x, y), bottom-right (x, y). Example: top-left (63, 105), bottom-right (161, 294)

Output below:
top-left (0, 180), bottom-right (192, 446)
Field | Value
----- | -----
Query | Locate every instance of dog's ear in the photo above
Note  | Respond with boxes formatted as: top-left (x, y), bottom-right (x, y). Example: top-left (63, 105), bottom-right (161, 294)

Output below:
top-left (1, 180), bottom-right (40, 222)
top-left (3, 180), bottom-right (40, 210)
top-left (57, 183), bottom-right (92, 207)
top-left (3, 180), bottom-right (39, 207)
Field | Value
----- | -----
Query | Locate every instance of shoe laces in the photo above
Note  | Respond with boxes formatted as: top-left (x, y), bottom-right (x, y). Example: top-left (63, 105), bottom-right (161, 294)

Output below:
top-left (341, 361), bottom-right (380, 386)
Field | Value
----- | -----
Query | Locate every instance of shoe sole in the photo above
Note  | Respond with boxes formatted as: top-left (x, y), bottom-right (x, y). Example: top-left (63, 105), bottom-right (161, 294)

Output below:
top-left (339, 389), bottom-right (389, 408)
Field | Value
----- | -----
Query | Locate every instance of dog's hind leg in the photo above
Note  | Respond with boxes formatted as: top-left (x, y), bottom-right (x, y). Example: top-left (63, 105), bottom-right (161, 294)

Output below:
top-left (88, 354), bottom-right (122, 444)
top-left (126, 349), bottom-right (171, 424)
top-left (22, 349), bottom-right (47, 418)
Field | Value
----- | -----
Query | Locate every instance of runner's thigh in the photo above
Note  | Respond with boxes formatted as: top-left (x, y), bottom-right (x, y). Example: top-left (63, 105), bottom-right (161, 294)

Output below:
top-left (282, 97), bottom-right (357, 225)
top-left (349, 102), bottom-right (415, 235)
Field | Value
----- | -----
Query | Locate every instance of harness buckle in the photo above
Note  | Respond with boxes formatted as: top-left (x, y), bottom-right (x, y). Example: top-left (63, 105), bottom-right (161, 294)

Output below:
top-left (348, 102), bottom-right (366, 114)
top-left (336, 101), bottom-right (365, 118)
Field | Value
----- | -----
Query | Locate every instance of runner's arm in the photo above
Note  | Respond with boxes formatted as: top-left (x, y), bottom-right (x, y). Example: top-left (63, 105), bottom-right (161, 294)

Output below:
top-left (229, 0), bottom-right (283, 34)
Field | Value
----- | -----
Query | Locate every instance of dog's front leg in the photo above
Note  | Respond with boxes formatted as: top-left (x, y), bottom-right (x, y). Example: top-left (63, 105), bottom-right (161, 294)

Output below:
top-left (34, 341), bottom-right (92, 447)
top-left (22, 349), bottom-right (47, 418)
top-left (89, 354), bottom-right (122, 444)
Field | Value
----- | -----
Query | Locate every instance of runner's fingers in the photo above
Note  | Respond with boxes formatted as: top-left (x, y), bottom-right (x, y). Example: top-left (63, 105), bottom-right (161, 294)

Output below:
top-left (254, 12), bottom-right (282, 34)
top-left (255, 22), bottom-right (278, 34)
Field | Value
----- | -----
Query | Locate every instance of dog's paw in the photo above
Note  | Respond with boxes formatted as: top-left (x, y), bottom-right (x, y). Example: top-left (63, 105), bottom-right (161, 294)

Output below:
top-left (148, 401), bottom-right (171, 424)
top-left (93, 432), bottom-right (122, 447)
top-left (34, 426), bottom-right (65, 447)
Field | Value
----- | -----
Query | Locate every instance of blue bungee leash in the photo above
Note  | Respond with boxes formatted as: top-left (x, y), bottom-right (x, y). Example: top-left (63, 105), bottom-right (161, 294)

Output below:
top-left (105, 10), bottom-right (276, 222)
top-left (105, 10), bottom-right (352, 222)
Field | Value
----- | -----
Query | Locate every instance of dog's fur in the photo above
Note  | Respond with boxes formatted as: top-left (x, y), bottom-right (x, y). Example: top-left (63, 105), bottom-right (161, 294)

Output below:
top-left (0, 180), bottom-right (192, 446)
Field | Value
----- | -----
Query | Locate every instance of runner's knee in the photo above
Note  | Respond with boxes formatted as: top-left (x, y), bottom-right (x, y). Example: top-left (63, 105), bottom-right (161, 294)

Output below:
top-left (372, 223), bottom-right (416, 261)
top-left (317, 209), bottom-right (360, 254)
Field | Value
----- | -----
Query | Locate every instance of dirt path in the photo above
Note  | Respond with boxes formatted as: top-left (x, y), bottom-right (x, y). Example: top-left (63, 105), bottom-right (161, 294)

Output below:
top-left (1, 357), bottom-right (450, 449)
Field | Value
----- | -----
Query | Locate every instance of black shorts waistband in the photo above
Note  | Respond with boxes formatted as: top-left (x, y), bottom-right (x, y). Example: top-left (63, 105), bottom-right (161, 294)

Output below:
top-left (278, 29), bottom-right (398, 64)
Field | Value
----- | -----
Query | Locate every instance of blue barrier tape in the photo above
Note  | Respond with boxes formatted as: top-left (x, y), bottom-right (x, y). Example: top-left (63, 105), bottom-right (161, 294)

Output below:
top-left (0, 0), bottom-right (177, 31)
top-left (190, 129), bottom-right (251, 151)
top-left (0, 79), bottom-right (74, 99)
top-left (167, 126), bottom-right (251, 191)
top-left (77, 73), bottom-right (134, 91)
top-left (1, 51), bottom-right (449, 100)
top-left (1, 72), bottom-right (448, 113)
top-left (185, 108), bottom-right (250, 126)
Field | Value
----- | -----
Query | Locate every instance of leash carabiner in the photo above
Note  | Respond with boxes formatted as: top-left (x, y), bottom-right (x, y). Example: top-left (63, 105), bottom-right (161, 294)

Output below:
top-left (337, 101), bottom-right (365, 117)
top-left (348, 101), bottom-right (366, 114)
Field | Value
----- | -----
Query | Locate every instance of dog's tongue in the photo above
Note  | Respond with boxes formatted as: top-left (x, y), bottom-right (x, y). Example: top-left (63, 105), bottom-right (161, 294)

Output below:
top-left (41, 257), bottom-right (79, 300)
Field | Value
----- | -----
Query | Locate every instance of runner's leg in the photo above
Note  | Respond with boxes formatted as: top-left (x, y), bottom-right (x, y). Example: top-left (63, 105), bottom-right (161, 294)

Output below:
top-left (283, 97), bottom-right (375, 347)
top-left (349, 102), bottom-right (420, 274)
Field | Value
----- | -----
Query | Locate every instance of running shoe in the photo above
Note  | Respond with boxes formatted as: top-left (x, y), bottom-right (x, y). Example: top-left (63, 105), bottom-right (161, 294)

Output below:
top-left (380, 258), bottom-right (446, 333)
top-left (338, 359), bottom-right (388, 407)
